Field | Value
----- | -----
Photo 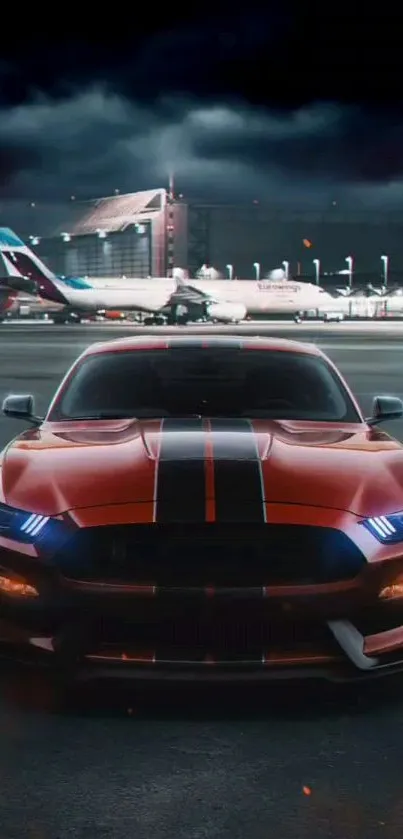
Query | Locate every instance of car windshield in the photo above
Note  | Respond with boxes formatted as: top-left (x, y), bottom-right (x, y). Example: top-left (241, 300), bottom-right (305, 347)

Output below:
top-left (51, 348), bottom-right (361, 423)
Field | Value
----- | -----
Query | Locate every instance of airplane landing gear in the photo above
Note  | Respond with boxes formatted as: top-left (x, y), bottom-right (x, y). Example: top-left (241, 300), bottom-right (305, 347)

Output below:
top-left (52, 311), bottom-right (82, 325)
top-left (143, 315), bottom-right (166, 326)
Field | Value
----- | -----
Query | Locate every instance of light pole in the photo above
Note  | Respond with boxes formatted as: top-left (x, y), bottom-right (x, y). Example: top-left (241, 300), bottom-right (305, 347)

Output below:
top-left (381, 254), bottom-right (389, 286)
top-left (253, 262), bottom-right (261, 281)
top-left (313, 258), bottom-right (320, 285)
top-left (345, 255), bottom-right (353, 288)
top-left (282, 260), bottom-right (289, 279)
top-left (226, 263), bottom-right (233, 280)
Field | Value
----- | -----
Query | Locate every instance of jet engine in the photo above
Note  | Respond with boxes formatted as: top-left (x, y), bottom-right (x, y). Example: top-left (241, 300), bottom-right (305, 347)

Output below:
top-left (205, 301), bottom-right (247, 323)
top-left (267, 268), bottom-right (287, 281)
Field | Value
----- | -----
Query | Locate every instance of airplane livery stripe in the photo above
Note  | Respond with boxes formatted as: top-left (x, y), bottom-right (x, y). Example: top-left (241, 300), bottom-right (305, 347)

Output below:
top-left (154, 417), bottom-right (206, 522)
top-left (1, 250), bottom-right (67, 304)
top-left (209, 418), bottom-right (266, 522)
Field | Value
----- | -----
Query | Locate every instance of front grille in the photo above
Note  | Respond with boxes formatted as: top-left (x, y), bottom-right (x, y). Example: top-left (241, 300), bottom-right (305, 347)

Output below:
top-left (54, 524), bottom-right (365, 586)
top-left (97, 613), bottom-right (336, 653)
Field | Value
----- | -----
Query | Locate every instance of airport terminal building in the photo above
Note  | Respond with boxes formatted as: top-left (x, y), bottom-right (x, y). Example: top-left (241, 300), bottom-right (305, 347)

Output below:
top-left (4, 189), bottom-right (403, 281)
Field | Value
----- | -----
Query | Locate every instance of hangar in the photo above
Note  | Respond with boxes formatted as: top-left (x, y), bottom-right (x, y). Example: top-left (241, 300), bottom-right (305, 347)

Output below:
top-left (33, 189), bottom-right (169, 278)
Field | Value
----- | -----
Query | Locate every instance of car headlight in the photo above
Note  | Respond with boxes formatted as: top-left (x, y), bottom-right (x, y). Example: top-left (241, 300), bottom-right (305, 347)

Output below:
top-left (0, 503), bottom-right (49, 542)
top-left (363, 513), bottom-right (403, 544)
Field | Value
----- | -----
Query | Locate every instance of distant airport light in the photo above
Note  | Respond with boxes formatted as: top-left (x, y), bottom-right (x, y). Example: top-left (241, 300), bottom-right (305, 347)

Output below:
top-left (253, 262), bottom-right (261, 281)
top-left (97, 229), bottom-right (107, 238)
top-left (313, 258), bottom-right (320, 285)
top-left (345, 255), bottom-right (354, 287)
top-left (226, 263), bottom-right (233, 280)
top-left (282, 260), bottom-right (289, 279)
top-left (381, 254), bottom-right (389, 286)
top-left (61, 232), bottom-right (71, 243)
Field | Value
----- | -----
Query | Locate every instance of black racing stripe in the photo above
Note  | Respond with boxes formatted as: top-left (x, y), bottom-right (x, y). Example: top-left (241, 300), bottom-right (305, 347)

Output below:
top-left (165, 338), bottom-right (243, 349)
top-left (166, 338), bottom-right (206, 348)
top-left (155, 417), bottom-right (206, 522)
top-left (200, 338), bottom-right (243, 349)
top-left (210, 418), bottom-right (265, 523)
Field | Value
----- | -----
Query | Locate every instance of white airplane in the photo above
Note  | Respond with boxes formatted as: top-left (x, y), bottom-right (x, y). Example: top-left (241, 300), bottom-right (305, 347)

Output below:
top-left (0, 228), bottom-right (345, 321)
top-left (0, 229), bottom-right (247, 324)
top-left (377, 288), bottom-right (403, 314)
top-left (334, 284), bottom-right (403, 316)
top-left (190, 268), bottom-right (340, 315)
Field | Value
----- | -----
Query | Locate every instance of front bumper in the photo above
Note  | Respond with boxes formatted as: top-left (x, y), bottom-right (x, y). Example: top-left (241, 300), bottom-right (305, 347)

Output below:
top-left (2, 622), bottom-right (403, 684)
top-left (2, 580), bottom-right (403, 683)
top-left (2, 513), bottom-right (403, 684)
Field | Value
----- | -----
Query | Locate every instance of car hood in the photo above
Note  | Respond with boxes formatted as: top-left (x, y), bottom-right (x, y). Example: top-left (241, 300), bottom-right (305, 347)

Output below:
top-left (1, 417), bottom-right (403, 518)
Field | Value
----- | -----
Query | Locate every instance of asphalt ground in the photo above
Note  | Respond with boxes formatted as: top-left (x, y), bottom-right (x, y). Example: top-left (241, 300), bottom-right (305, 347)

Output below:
top-left (1, 323), bottom-right (403, 839)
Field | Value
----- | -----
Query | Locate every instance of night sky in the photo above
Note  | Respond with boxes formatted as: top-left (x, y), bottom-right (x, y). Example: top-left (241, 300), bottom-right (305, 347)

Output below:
top-left (1, 5), bottom-right (402, 209)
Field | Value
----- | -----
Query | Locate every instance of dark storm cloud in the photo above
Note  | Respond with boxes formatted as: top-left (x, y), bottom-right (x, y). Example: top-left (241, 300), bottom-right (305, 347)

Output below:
top-left (191, 107), bottom-right (403, 185)
top-left (0, 142), bottom-right (41, 189)
top-left (125, 11), bottom-right (288, 102)
top-left (0, 10), bottom-right (291, 108)
top-left (1, 88), bottom-right (403, 211)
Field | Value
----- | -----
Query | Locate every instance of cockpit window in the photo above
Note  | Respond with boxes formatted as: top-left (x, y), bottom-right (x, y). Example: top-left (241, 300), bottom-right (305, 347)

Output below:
top-left (51, 348), bottom-right (361, 423)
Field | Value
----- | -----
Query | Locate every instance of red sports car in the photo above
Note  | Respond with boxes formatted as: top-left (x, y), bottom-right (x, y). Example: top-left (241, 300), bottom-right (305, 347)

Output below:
top-left (1, 333), bottom-right (403, 685)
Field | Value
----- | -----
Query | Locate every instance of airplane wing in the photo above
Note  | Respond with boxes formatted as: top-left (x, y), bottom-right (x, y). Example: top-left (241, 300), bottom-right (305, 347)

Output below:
top-left (167, 283), bottom-right (211, 307)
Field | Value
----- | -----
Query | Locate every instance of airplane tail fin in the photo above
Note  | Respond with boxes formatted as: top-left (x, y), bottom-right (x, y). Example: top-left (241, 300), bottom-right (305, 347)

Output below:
top-left (0, 228), bottom-right (68, 304)
top-left (172, 267), bottom-right (188, 289)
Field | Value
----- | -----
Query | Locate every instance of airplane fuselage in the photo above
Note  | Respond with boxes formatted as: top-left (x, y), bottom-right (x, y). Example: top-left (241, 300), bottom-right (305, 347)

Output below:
top-left (0, 228), bottom-right (344, 318)
top-left (55, 277), bottom-right (339, 316)
top-left (46, 279), bottom-right (247, 323)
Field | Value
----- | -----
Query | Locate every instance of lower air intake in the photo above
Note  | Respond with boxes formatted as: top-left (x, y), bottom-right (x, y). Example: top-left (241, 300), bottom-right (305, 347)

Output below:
top-left (53, 524), bottom-right (365, 586)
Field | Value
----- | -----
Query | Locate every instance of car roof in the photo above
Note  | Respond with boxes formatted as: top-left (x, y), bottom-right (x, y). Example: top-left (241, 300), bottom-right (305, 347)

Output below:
top-left (83, 334), bottom-right (323, 359)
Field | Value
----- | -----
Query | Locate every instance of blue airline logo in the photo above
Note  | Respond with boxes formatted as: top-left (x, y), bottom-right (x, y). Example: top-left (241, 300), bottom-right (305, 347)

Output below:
top-left (0, 228), bottom-right (25, 248)
top-left (59, 277), bottom-right (93, 290)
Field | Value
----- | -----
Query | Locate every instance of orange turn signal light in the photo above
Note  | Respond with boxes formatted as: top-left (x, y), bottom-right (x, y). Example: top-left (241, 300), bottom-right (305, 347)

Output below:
top-left (0, 574), bottom-right (38, 598)
top-left (379, 582), bottom-right (403, 600)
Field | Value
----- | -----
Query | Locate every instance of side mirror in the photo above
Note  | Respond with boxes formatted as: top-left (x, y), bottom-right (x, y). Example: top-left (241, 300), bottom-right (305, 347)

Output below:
top-left (367, 395), bottom-right (403, 426)
top-left (2, 394), bottom-right (42, 425)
